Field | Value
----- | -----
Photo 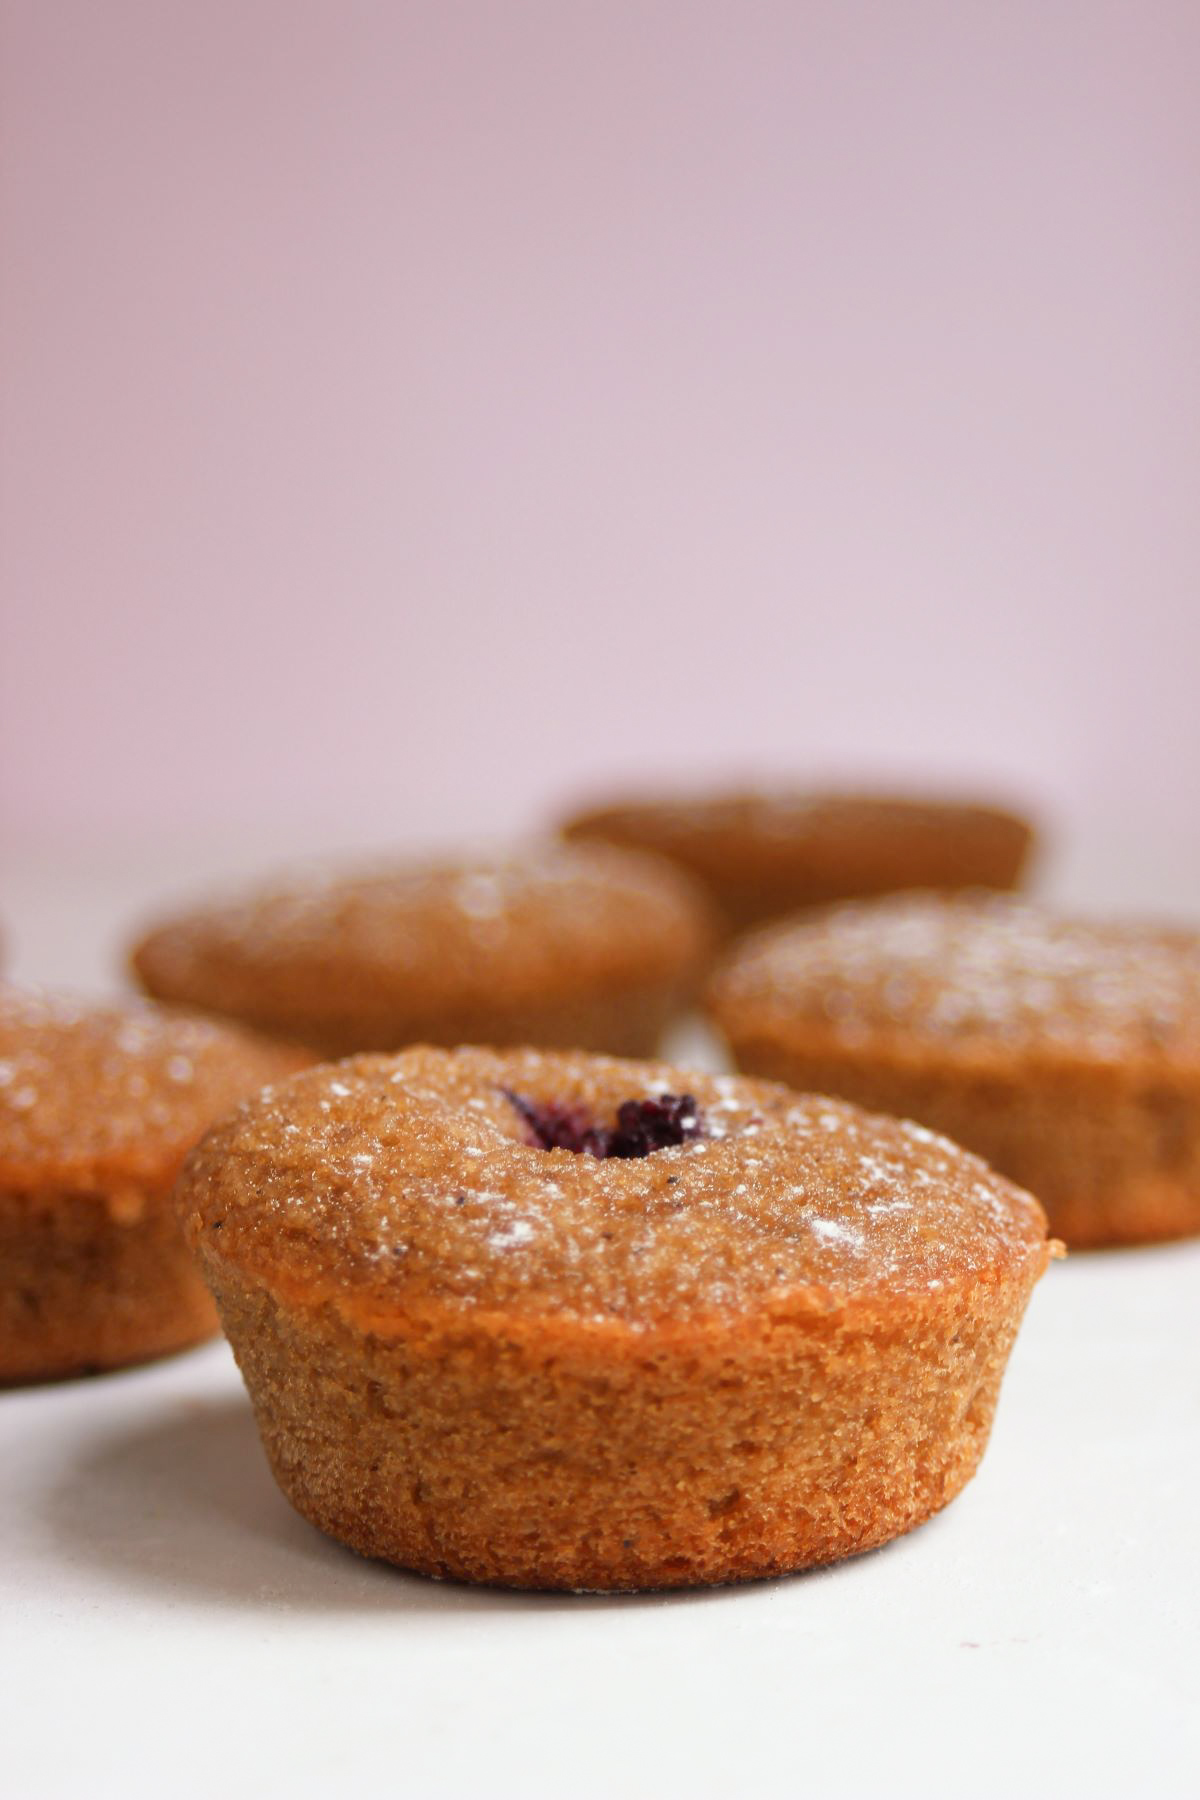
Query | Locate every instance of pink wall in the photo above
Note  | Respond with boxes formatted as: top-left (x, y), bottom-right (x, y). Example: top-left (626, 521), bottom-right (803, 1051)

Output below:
top-left (3, 1), bottom-right (1198, 856)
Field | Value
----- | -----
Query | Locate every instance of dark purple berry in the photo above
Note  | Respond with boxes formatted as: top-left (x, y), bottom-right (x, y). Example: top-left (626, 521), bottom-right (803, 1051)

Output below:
top-left (606, 1094), bottom-right (703, 1157)
top-left (503, 1089), bottom-right (705, 1158)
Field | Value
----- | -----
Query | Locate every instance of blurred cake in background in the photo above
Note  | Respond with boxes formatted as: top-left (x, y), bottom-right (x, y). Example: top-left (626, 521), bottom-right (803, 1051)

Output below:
top-left (708, 891), bottom-right (1200, 1246)
top-left (562, 787), bottom-right (1035, 935)
top-left (130, 842), bottom-right (715, 1060)
top-left (0, 986), bottom-right (306, 1383)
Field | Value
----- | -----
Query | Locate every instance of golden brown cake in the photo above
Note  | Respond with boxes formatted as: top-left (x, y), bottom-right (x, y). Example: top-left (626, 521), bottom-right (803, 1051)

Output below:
top-left (0, 986), bottom-right (307, 1383)
top-left (562, 788), bottom-right (1034, 934)
top-left (130, 845), bottom-right (714, 1060)
top-left (709, 892), bottom-right (1200, 1247)
top-left (178, 1044), bottom-right (1054, 1591)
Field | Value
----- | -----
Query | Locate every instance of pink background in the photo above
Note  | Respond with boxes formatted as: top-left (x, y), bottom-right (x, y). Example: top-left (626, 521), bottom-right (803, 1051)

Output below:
top-left (3, 1), bottom-right (1198, 859)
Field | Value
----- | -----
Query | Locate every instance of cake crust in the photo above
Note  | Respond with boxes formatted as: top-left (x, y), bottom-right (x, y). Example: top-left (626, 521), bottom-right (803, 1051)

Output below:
top-left (709, 893), bottom-right (1200, 1246)
top-left (563, 789), bottom-right (1034, 933)
top-left (179, 1045), bottom-right (1054, 1589)
top-left (131, 845), bottom-right (714, 1059)
top-left (0, 986), bottom-right (305, 1382)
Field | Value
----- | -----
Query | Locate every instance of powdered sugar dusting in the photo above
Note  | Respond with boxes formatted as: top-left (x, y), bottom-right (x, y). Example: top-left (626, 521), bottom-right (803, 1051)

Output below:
top-left (131, 843), bottom-right (713, 1054)
top-left (714, 894), bottom-right (1200, 1062)
top-left (180, 1045), bottom-right (1049, 1326)
top-left (0, 985), bottom-right (301, 1181)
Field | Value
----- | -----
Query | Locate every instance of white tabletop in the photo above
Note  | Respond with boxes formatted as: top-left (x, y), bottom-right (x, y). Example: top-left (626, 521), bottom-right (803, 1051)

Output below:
top-left (3, 842), bottom-right (1199, 1799)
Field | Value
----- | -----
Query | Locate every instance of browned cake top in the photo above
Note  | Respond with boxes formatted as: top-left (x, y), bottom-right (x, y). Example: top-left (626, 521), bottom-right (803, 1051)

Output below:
top-left (131, 844), bottom-right (713, 1037)
top-left (0, 986), bottom-right (304, 1192)
top-left (563, 789), bottom-right (1032, 887)
top-left (710, 894), bottom-right (1200, 1069)
top-left (179, 1045), bottom-right (1049, 1329)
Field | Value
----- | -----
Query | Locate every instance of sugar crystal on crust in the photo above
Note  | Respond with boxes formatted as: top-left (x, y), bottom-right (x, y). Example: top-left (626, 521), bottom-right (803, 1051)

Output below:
top-left (179, 1045), bottom-right (1050, 1327)
top-left (0, 985), bottom-right (303, 1190)
top-left (711, 894), bottom-right (1200, 1064)
top-left (130, 844), bottom-right (715, 1054)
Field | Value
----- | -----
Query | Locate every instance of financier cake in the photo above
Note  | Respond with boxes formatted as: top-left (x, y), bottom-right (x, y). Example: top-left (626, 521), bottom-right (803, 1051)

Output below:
top-left (131, 845), bottom-right (714, 1059)
top-left (177, 1045), bottom-right (1055, 1590)
top-left (0, 986), bottom-right (306, 1383)
top-left (562, 788), bottom-right (1034, 934)
top-left (709, 892), bottom-right (1200, 1247)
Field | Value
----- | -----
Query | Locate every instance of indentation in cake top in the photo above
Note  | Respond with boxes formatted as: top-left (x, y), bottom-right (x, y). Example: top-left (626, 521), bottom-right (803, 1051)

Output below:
top-left (504, 1089), bottom-right (705, 1158)
top-left (714, 895), bottom-right (1200, 1057)
top-left (179, 1046), bottom-right (1050, 1324)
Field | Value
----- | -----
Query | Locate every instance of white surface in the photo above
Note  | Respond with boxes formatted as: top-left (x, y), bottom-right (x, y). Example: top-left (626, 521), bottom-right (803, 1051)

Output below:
top-left (3, 847), bottom-right (1200, 1799)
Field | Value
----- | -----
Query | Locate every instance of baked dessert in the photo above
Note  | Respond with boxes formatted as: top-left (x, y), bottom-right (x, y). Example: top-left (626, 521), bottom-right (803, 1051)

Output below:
top-left (130, 845), bottom-right (714, 1060)
top-left (562, 788), bottom-right (1034, 934)
top-left (0, 986), bottom-right (306, 1383)
top-left (709, 892), bottom-right (1200, 1247)
top-left (178, 1044), bottom-right (1055, 1591)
